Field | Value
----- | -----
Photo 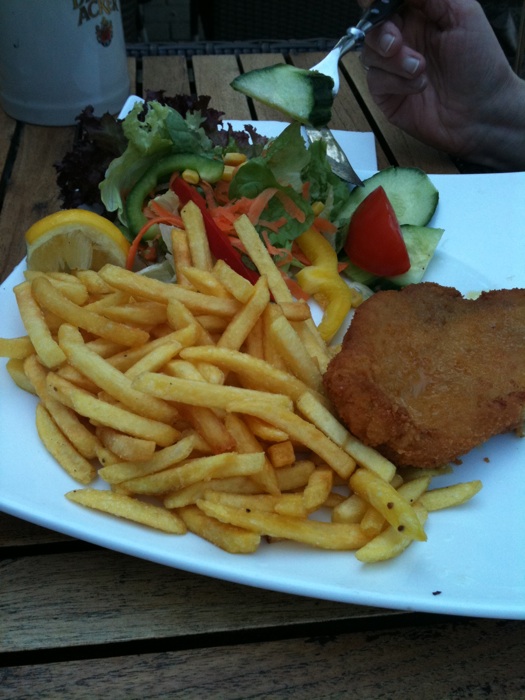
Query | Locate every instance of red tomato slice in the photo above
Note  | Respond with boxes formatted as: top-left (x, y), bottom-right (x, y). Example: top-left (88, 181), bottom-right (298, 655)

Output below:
top-left (344, 186), bottom-right (410, 277)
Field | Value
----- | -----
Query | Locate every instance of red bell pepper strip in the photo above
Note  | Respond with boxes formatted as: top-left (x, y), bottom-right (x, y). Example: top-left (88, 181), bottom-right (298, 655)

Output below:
top-left (171, 177), bottom-right (260, 285)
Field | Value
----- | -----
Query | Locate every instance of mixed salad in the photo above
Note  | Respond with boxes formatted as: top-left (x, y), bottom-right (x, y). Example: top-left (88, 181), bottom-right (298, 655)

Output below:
top-left (55, 92), bottom-right (443, 341)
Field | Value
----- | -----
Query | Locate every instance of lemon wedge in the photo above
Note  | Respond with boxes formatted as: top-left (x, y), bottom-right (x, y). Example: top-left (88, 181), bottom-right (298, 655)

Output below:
top-left (25, 209), bottom-right (130, 272)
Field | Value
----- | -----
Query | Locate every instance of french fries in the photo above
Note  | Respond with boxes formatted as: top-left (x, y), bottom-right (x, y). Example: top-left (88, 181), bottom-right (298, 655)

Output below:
top-left (0, 219), bottom-right (483, 563)
top-left (180, 200), bottom-right (214, 272)
top-left (36, 403), bottom-right (97, 484)
top-left (355, 502), bottom-right (428, 563)
top-left (178, 505), bottom-right (260, 553)
top-left (14, 282), bottom-right (66, 368)
top-left (198, 498), bottom-right (369, 550)
top-left (66, 488), bottom-right (186, 534)
top-left (350, 468), bottom-right (427, 542)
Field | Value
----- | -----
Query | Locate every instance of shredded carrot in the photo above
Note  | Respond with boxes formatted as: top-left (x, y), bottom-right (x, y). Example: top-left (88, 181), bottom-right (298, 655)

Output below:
top-left (261, 231), bottom-right (294, 268)
top-left (211, 179), bottom-right (230, 205)
top-left (283, 273), bottom-right (310, 301)
top-left (246, 188), bottom-right (278, 224)
top-left (313, 216), bottom-right (338, 235)
top-left (258, 217), bottom-right (287, 234)
top-left (222, 200), bottom-right (251, 222)
top-left (148, 200), bottom-right (184, 226)
top-left (200, 180), bottom-right (220, 211)
top-left (211, 206), bottom-right (244, 232)
top-left (207, 188), bottom-right (280, 236)
top-left (126, 216), bottom-right (180, 270)
top-left (290, 241), bottom-right (313, 267)
top-left (143, 206), bottom-right (164, 220)
top-left (208, 191), bottom-right (279, 238)
top-left (276, 191), bottom-right (306, 223)
top-left (229, 237), bottom-right (250, 256)
top-left (302, 181), bottom-right (311, 200)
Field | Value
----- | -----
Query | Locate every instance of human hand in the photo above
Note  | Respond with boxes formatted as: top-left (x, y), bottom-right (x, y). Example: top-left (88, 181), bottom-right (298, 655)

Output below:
top-left (356, 0), bottom-right (525, 169)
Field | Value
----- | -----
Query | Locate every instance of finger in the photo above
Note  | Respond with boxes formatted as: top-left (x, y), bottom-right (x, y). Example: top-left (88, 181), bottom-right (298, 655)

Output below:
top-left (367, 67), bottom-right (428, 96)
top-left (364, 19), bottom-right (404, 57)
top-left (361, 43), bottom-right (426, 78)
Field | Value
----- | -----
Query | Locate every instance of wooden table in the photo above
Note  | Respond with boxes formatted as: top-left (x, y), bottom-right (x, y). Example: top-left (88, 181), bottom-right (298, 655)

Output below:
top-left (1, 52), bottom-right (524, 698)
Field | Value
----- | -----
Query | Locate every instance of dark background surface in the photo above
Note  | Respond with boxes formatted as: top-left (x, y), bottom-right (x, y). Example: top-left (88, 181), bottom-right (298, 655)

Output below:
top-left (124, 1), bottom-right (523, 73)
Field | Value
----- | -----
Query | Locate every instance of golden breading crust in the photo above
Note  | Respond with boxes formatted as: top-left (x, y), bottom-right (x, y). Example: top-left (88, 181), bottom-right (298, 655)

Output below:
top-left (323, 283), bottom-right (525, 468)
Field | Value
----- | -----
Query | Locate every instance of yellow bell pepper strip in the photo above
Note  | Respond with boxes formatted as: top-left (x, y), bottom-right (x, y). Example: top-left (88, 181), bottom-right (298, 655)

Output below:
top-left (295, 226), bottom-right (360, 343)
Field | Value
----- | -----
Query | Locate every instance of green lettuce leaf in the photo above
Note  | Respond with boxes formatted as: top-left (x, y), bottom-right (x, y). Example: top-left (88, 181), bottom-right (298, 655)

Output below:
top-left (100, 101), bottom-right (215, 225)
top-left (228, 121), bottom-right (353, 252)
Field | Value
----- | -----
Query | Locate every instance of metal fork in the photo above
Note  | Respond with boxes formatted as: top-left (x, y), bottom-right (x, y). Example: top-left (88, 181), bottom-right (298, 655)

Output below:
top-left (303, 0), bottom-right (404, 185)
top-left (311, 0), bottom-right (404, 96)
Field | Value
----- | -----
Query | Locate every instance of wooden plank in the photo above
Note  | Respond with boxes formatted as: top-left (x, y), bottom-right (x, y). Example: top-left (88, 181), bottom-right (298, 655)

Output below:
top-left (0, 109), bottom-right (17, 177)
top-left (0, 513), bottom-right (72, 548)
top-left (0, 123), bottom-right (75, 283)
top-left (127, 56), bottom-right (137, 97)
top-left (342, 53), bottom-right (459, 174)
top-left (191, 55), bottom-right (252, 120)
top-left (1, 549), bottom-right (396, 653)
top-left (142, 55), bottom-right (191, 96)
top-left (2, 618), bottom-right (524, 698)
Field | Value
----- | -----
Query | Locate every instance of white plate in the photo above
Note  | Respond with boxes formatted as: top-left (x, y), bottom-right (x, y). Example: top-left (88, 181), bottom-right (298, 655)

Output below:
top-left (1, 127), bottom-right (525, 620)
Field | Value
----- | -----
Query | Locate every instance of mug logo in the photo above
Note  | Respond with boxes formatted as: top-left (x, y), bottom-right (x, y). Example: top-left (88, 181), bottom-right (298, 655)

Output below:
top-left (73, 1), bottom-right (121, 49)
top-left (96, 16), bottom-right (114, 46)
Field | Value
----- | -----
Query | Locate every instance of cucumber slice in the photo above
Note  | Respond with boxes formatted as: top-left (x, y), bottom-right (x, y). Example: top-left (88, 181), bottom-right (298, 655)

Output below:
top-left (344, 167), bottom-right (439, 226)
top-left (231, 64), bottom-right (334, 127)
top-left (388, 225), bottom-right (444, 287)
top-left (342, 224), bottom-right (444, 290)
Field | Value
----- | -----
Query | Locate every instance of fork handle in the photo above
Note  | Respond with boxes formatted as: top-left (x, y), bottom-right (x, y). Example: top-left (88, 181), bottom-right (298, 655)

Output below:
top-left (329, 0), bottom-right (404, 62)
top-left (356, 0), bottom-right (404, 35)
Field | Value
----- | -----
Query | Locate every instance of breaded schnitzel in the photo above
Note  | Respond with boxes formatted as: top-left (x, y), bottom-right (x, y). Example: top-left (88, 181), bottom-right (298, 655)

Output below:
top-left (323, 283), bottom-right (525, 468)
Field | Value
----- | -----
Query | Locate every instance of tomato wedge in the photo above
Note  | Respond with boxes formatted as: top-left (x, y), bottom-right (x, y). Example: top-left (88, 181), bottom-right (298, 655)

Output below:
top-left (344, 186), bottom-right (410, 277)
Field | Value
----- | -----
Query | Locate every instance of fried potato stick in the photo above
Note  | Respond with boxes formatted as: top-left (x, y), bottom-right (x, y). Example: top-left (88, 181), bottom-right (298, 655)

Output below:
top-left (31, 276), bottom-right (149, 347)
top-left (66, 489), bottom-right (186, 534)
top-left (36, 403), bottom-right (96, 484)
top-left (132, 372), bottom-right (293, 412)
top-left (198, 499), bottom-right (369, 550)
top-left (228, 399), bottom-right (356, 480)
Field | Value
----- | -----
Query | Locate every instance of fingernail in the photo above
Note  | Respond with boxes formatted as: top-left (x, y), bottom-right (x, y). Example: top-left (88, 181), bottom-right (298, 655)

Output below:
top-left (412, 74), bottom-right (428, 91)
top-left (380, 32), bottom-right (395, 54)
top-left (402, 56), bottom-right (420, 75)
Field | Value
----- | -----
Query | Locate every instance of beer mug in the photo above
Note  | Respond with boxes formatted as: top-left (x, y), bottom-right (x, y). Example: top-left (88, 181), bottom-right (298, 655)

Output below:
top-left (0, 1), bottom-right (130, 126)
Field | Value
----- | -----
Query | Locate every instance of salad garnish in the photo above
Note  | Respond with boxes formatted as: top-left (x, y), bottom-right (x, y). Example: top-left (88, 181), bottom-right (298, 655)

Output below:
top-left (55, 93), bottom-right (443, 341)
